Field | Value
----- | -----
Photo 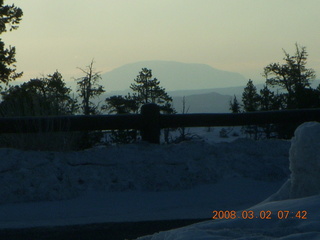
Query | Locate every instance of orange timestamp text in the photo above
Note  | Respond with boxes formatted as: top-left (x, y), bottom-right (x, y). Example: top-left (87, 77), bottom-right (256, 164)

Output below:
top-left (212, 210), bottom-right (307, 220)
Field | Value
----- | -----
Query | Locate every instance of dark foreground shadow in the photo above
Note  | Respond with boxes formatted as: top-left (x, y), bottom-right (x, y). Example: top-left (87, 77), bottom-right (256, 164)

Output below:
top-left (0, 218), bottom-right (208, 240)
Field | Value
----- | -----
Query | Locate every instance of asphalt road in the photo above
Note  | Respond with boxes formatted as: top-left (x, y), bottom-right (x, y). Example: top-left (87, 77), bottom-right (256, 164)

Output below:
top-left (0, 218), bottom-right (209, 240)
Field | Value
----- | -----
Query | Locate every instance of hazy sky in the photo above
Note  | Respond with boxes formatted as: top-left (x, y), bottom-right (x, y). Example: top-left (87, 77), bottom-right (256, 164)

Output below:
top-left (3, 0), bottom-right (320, 87)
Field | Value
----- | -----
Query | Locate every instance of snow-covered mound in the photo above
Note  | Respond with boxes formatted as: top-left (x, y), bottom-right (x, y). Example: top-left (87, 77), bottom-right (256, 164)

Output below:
top-left (0, 138), bottom-right (290, 204)
top-left (265, 122), bottom-right (320, 202)
top-left (290, 122), bottom-right (320, 198)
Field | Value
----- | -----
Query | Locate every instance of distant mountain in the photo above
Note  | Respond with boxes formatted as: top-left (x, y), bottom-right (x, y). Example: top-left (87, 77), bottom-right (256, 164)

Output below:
top-left (101, 60), bottom-right (248, 92)
top-left (168, 84), bottom-right (263, 97)
top-left (96, 60), bottom-right (320, 113)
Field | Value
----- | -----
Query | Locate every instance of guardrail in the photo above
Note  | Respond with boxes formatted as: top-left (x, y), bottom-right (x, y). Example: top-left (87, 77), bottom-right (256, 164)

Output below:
top-left (1, 104), bottom-right (320, 143)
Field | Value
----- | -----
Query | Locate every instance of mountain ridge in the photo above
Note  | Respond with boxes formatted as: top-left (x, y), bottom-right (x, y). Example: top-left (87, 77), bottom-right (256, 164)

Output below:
top-left (100, 60), bottom-right (248, 92)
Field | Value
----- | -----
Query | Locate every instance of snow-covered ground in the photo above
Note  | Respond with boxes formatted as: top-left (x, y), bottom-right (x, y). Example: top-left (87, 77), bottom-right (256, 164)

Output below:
top-left (0, 124), bottom-right (319, 239)
top-left (137, 123), bottom-right (320, 240)
top-left (137, 194), bottom-right (320, 240)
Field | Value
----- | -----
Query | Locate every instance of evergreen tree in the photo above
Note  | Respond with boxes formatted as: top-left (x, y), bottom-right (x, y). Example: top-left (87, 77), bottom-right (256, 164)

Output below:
top-left (45, 71), bottom-right (78, 115)
top-left (258, 85), bottom-right (282, 111)
top-left (130, 68), bottom-right (173, 112)
top-left (258, 85), bottom-right (281, 138)
top-left (0, 71), bottom-right (76, 116)
top-left (242, 79), bottom-right (259, 112)
top-left (0, 71), bottom-right (79, 151)
top-left (229, 95), bottom-right (241, 113)
top-left (242, 80), bottom-right (260, 140)
top-left (104, 68), bottom-right (174, 144)
top-left (0, 1), bottom-right (23, 85)
top-left (130, 68), bottom-right (175, 143)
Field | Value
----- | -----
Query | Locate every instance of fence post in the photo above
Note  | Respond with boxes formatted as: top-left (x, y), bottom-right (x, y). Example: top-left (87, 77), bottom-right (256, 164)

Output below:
top-left (141, 103), bottom-right (160, 144)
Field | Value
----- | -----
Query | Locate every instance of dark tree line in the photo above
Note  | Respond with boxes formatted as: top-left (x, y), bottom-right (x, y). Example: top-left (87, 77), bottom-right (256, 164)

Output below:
top-left (0, 66), bottom-right (174, 148)
top-left (1, 71), bottom-right (77, 116)
top-left (230, 44), bottom-right (319, 139)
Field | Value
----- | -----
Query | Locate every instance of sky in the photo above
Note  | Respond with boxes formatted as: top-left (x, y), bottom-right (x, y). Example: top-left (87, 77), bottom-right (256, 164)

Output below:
top-left (2, 0), bottom-right (320, 87)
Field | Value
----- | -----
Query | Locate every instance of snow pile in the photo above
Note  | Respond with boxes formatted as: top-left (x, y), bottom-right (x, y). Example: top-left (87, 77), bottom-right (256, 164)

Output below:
top-left (289, 122), bottom-right (320, 198)
top-left (265, 122), bottom-right (320, 202)
top-left (0, 138), bottom-right (290, 204)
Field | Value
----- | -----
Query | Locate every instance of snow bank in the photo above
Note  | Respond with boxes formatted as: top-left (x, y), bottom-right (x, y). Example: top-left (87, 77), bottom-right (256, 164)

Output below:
top-left (265, 122), bottom-right (320, 201)
top-left (0, 138), bottom-right (290, 204)
top-left (289, 122), bottom-right (320, 198)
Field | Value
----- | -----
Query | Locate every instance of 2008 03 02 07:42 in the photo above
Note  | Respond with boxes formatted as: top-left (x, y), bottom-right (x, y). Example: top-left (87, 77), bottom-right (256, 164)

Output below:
top-left (212, 210), bottom-right (307, 220)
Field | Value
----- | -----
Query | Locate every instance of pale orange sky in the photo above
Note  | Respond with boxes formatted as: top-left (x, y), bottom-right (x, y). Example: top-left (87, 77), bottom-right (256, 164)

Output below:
top-left (3, 0), bottom-right (320, 87)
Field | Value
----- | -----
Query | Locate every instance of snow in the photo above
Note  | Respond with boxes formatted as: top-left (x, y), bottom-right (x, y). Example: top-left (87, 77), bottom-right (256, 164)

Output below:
top-left (289, 122), bottom-right (320, 198)
top-left (0, 123), bottom-right (319, 239)
top-left (0, 133), bottom-right (289, 204)
top-left (136, 122), bottom-right (320, 240)
top-left (263, 122), bottom-right (320, 202)
top-left (137, 194), bottom-right (320, 240)
top-left (0, 179), bottom-right (282, 229)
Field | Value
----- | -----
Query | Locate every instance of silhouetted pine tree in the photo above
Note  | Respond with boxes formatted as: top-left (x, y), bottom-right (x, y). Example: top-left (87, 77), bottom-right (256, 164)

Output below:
top-left (241, 80), bottom-right (260, 140)
top-left (1, 71), bottom-right (77, 116)
top-left (229, 95), bottom-right (241, 113)
top-left (258, 85), bottom-right (281, 138)
top-left (130, 68), bottom-right (175, 143)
